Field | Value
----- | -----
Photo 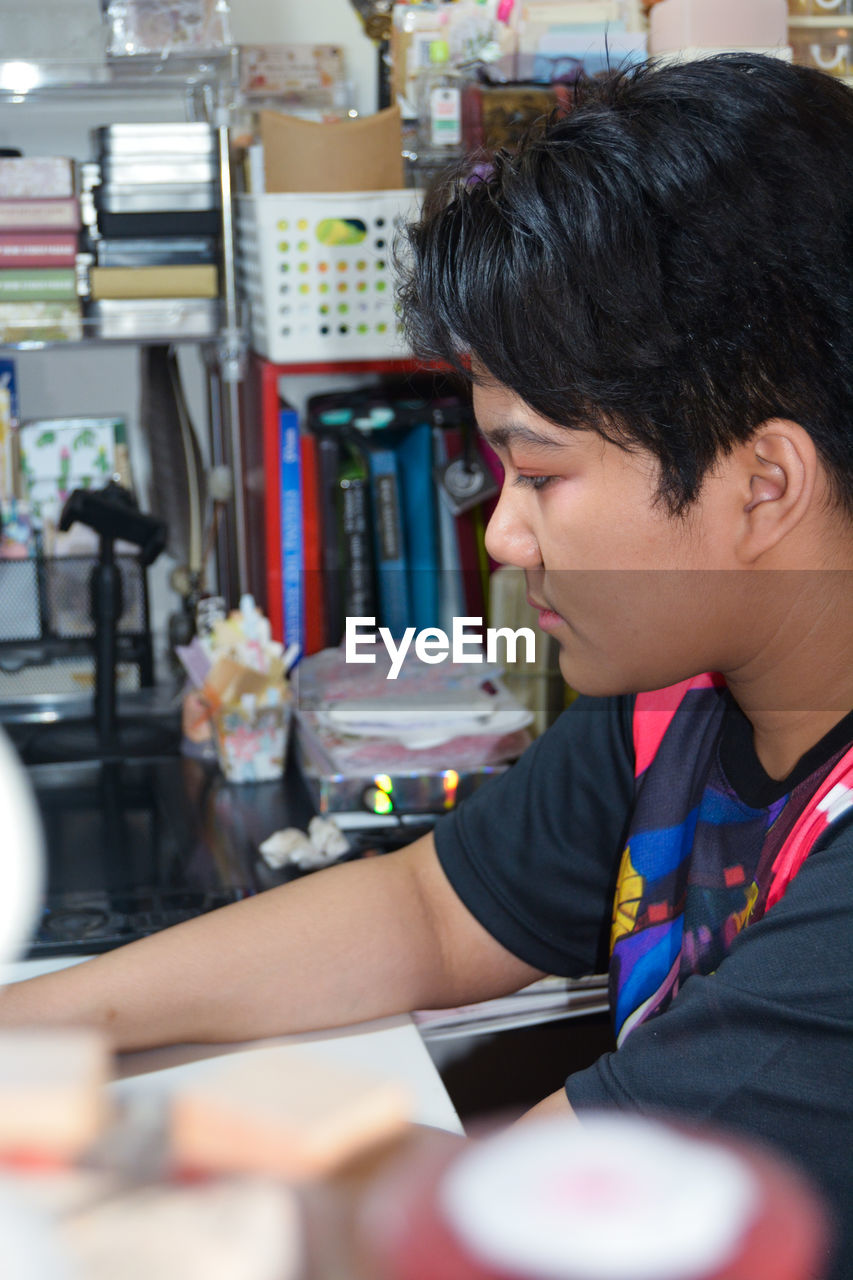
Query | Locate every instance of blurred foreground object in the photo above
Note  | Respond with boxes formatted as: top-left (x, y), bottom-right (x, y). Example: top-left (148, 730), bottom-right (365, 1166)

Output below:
top-left (0, 725), bottom-right (43, 974)
top-left (0, 1028), bottom-right (110, 1164)
top-left (361, 1112), bottom-right (831, 1280)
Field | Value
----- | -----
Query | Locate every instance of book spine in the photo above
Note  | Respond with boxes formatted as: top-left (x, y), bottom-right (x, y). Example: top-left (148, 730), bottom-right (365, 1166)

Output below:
top-left (369, 446), bottom-right (411, 639)
top-left (0, 158), bottom-right (74, 199)
top-left (396, 421), bottom-right (440, 632)
top-left (89, 265), bottom-right (218, 300)
top-left (0, 269), bottom-right (77, 300)
top-left (315, 432), bottom-right (344, 648)
top-left (0, 198), bottom-right (79, 230)
top-left (299, 433), bottom-right (325, 657)
top-left (280, 406), bottom-right (303, 654)
top-left (338, 440), bottom-right (376, 624)
top-left (0, 301), bottom-right (81, 343)
top-left (0, 234), bottom-right (78, 268)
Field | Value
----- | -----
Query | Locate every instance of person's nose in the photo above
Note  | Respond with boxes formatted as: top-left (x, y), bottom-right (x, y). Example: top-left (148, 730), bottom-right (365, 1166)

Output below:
top-left (484, 483), bottom-right (542, 569)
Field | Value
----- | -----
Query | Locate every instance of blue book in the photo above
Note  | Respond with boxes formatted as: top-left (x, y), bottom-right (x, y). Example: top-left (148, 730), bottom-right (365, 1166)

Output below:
top-left (280, 404), bottom-right (303, 653)
top-left (368, 445), bottom-right (411, 639)
top-left (0, 358), bottom-right (17, 421)
top-left (396, 421), bottom-right (439, 632)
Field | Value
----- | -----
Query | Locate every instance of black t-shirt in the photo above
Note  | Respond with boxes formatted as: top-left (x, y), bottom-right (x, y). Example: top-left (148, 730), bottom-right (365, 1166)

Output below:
top-left (433, 687), bottom-right (853, 1280)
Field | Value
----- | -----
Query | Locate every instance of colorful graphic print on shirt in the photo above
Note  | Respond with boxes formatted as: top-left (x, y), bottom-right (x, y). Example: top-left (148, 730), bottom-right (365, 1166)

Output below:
top-left (609, 674), bottom-right (853, 1046)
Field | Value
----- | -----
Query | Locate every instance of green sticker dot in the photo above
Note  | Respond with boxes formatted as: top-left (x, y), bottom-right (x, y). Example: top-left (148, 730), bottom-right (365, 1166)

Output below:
top-left (298, 262), bottom-right (309, 274)
top-left (299, 283), bottom-right (310, 294)
top-left (375, 280), bottom-right (386, 292)
top-left (319, 282), bottom-right (330, 294)
top-left (338, 303), bottom-right (349, 314)
top-left (276, 219), bottom-right (289, 231)
top-left (278, 240), bottom-right (290, 253)
top-left (319, 304), bottom-right (330, 315)
top-left (297, 240), bottom-right (309, 252)
top-left (357, 323), bottom-right (368, 334)
top-left (356, 259), bottom-right (367, 271)
top-left (377, 323), bottom-right (388, 333)
top-left (375, 260), bottom-right (386, 270)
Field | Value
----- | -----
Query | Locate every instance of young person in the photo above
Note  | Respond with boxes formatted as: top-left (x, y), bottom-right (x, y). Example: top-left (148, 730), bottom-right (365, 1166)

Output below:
top-left (2, 54), bottom-right (851, 1276)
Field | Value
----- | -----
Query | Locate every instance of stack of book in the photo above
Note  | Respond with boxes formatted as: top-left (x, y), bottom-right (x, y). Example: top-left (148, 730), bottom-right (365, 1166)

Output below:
top-left (84, 123), bottom-right (220, 339)
top-left (0, 157), bottom-right (82, 343)
top-left (306, 382), bottom-right (501, 651)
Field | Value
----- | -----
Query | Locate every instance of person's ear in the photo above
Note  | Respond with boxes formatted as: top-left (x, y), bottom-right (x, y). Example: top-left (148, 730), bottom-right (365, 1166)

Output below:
top-left (735, 420), bottom-right (818, 564)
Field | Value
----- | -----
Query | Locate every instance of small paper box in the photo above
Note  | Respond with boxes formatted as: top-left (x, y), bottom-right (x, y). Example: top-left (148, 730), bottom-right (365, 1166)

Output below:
top-left (212, 696), bottom-right (291, 784)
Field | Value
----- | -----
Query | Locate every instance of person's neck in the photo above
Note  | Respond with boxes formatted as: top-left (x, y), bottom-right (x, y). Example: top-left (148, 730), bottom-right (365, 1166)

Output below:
top-left (724, 572), bottom-right (853, 782)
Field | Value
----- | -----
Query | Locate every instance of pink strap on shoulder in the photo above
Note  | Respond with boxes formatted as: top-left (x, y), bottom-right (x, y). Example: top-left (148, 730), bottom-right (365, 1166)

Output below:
top-left (632, 673), bottom-right (724, 779)
top-left (766, 745), bottom-right (853, 913)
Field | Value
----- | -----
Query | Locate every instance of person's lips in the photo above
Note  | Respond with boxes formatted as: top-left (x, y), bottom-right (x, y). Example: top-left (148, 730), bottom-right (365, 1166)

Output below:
top-left (527, 595), bottom-right (565, 630)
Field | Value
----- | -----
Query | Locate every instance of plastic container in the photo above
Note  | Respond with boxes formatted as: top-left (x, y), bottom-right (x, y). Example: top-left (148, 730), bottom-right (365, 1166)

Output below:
top-left (789, 27), bottom-right (852, 74)
top-left (416, 39), bottom-right (464, 164)
top-left (788, 0), bottom-right (853, 14)
top-left (234, 190), bottom-right (421, 363)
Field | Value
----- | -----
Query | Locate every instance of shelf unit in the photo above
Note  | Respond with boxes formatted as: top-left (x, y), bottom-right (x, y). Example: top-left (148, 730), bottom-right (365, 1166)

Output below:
top-left (0, 50), bottom-right (248, 605)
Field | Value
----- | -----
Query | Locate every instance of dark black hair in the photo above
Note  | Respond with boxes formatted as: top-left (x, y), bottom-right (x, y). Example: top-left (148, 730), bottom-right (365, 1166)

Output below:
top-left (398, 54), bottom-right (853, 515)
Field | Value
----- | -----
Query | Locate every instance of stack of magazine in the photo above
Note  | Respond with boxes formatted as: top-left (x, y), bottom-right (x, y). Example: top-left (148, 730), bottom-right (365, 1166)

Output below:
top-left (293, 645), bottom-right (534, 815)
top-left (413, 974), bottom-right (610, 1042)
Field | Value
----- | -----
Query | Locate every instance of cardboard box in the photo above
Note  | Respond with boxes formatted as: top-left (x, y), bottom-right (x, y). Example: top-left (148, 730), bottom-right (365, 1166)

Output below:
top-left (259, 106), bottom-right (404, 193)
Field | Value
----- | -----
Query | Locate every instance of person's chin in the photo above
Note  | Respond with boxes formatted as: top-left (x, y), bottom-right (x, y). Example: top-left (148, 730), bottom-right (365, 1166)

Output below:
top-left (556, 647), bottom-right (636, 700)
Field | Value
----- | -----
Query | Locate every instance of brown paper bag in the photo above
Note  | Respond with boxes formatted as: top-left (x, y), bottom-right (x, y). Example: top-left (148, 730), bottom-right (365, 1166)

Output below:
top-left (259, 106), bottom-right (404, 193)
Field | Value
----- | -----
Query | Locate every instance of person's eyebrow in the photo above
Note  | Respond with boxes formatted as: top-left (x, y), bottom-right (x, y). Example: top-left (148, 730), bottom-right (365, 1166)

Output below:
top-left (476, 420), bottom-right (568, 451)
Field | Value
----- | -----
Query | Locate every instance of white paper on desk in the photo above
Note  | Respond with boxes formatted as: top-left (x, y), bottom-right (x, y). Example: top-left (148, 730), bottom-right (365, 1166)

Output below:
top-left (112, 1020), bottom-right (464, 1136)
top-left (4, 959), bottom-right (464, 1136)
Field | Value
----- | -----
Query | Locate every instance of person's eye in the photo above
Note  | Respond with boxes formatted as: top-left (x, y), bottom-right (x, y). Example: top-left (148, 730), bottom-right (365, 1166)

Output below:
top-left (513, 473), bottom-right (555, 492)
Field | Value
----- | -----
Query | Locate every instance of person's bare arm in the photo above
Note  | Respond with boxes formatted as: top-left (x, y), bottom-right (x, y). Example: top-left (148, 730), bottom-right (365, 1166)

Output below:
top-left (0, 832), bottom-right (543, 1052)
top-left (518, 1089), bottom-right (577, 1123)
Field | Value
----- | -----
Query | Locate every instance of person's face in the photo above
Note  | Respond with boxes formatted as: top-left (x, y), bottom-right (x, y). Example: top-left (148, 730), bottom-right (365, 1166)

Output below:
top-left (476, 377), bottom-right (757, 696)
